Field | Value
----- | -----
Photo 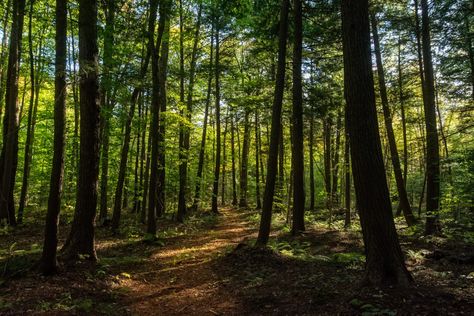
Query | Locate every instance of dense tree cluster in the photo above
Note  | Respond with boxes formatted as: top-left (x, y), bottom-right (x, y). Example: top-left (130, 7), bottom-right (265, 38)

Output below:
top-left (0, 0), bottom-right (472, 286)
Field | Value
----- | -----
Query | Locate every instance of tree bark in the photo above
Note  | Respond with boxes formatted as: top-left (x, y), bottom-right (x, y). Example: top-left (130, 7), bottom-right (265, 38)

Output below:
top-left (370, 13), bottom-right (416, 226)
top-left (0, 0), bottom-right (25, 225)
top-left (231, 110), bottom-right (238, 205)
top-left (341, 0), bottom-right (412, 286)
top-left (309, 110), bottom-right (315, 211)
top-left (147, 0), bottom-right (168, 237)
top-left (239, 109), bottom-right (250, 207)
top-left (420, 0), bottom-right (441, 235)
top-left (332, 111), bottom-right (342, 207)
top-left (61, 0), bottom-right (101, 260)
top-left (39, 0), bottom-right (67, 275)
top-left (291, 0), bottom-right (305, 234)
top-left (255, 110), bottom-right (261, 210)
top-left (98, 0), bottom-right (116, 225)
top-left (256, 0), bottom-right (289, 245)
top-left (211, 19), bottom-right (221, 214)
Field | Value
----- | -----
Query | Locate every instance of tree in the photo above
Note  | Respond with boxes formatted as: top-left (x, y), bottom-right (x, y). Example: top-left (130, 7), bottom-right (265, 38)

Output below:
top-left (61, 0), bottom-right (101, 260)
top-left (39, 0), bottom-right (67, 275)
top-left (256, 0), bottom-right (289, 245)
top-left (211, 14), bottom-right (221, 214)
top-left (239, 109), bottom-right (250, 207)
top-left (370, 12), bottom-right (416, 226)
top-left (291, 0), bottom-right (305, 234)
top-left (0, 0), bottom-right (26, 226)
top-left (420, 0), bottom-right (441, 235)
top-left (341, 0), bottom-right (412, 286)
top-left (98, 0), bottom-right (116, 225)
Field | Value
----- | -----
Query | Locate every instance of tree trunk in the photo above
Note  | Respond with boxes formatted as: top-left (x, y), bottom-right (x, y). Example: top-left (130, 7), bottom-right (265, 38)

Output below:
top-left (291, 0), bottom-right (305, 234)
top-left (61, 0), bottom-right (101, 260)
top-left (309, 110), bottom-right (315, 211)
top-left (255, 110), bottom-right (261, 210)
top-left (98, 0), bottom-right (116, 225)
top-left (239, 109), bottom-right (250, 207)
top-left (0, 0), bottom-right (25, 226)
top-left (18, 1), bottom-right (43, 223)
top-left (211, 19), bottom-right (221, 214)
top-left (147, 0), bottom-right (167, 237)
top-left (192, 24), bottom-right (213, 211)
top-left (420, 0), bottom-right (441, 235)
top-left (221, 114), bottom-right (228, 205)
top-left (332, 111), bottom-right (342, 207)
top-left (39, 0), bottom-right (67, 275)
top-left (256, 0), bottom-right (289, 245)
top-left (341, 0), bottom-right (412, 286)
top-left (111, 0), bottom-right (158, 231)
top-left (231, 110), bottom-right (238, 206)
top-left (0, 0), bottom-right (12, 120)
top-left (156, 12), bottom-right (171, 219)
top-left (370, 13), bottom-right (416, 226)
top-left (344, 113), bottom-right (351, 228)
top-left (323, 116), bottom-right (332, 210)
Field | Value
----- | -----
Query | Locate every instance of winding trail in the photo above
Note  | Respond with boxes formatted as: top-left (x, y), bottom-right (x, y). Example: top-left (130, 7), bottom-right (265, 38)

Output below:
top-left (121, 207), bottom-right (257, 315)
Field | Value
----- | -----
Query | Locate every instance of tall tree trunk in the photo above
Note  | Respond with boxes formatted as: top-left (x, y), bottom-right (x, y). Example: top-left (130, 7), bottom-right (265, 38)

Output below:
top-left (331, 111), bottom-right (342, 207)
top-left (291, 0), bottom-right (305, 234)
top-left (344, 113), bottom-right (351, 228)
top-left (239, 109), bottom-right (250, 207)
top-left (61, 0), bottom-right (101, 260)
top-left (18, 1), bottom-right (42, 223)
top-left (309, 110), bottom-right (315, 211)
top-left (323, 116), bottom-right (332, 209)
top-left (68, 6), bottom-right (79, 177)
top-left (221, 115), bottom-right (228, 205)
top-left (138, 99), bottom-right (149, 220)
top-left (231, 110), bottom-right (238, 205)
top-left (177, 2), bottom-right (202, 221)
top-left (0, 0), bottom-right (12, 122)
top-left (156, 11), bottom-right (171, 219)
top-left (370, 13), bottom-right (416, 226)
top-left (192, 24), bottom-right (213, 211)
top-left (147, 0), bottom-right (167, 237)
top-left (420, 0), bottom-right (441, 235)
top-left (133, 96), bottom-right (142, 213)
top-left (98, 0), bottom-right (116, 225)
top-left (255, 110), bottom-right (261, 210)
top-left (211, 19), bottom-right (221, 214)
top-left (141, 108), bottom-right (152, 223)
top-left (256, 0), bottom-right (289, 245)
top-left (341, 0), bottom-right (412, 286)
top-left (39, 0), bottom-right (67, 275)
top-left (0, 0), bottom-right (26, 226)
top-left (111, 0), bottom-right (158, 230)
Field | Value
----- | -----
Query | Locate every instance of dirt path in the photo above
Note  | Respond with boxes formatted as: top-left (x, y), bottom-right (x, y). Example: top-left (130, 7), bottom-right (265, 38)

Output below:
top-left (120, 207), bottom-right (257, 315)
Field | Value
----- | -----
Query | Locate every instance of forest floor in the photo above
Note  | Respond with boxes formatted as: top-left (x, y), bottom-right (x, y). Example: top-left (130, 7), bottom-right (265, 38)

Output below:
top-left (0, 206), bottom-right (473, 315)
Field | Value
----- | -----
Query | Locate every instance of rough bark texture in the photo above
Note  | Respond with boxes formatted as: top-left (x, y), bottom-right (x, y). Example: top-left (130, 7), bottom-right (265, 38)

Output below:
top-left (239, 110), bottom-right (250, 208)
top-left (370, 13), bottom-right (416, 227)
top-left (420, 0), bottom-right (441, 235)
top-left (147, 0), bottom-right (166, 236)
top-left (291, 0), bottom-right (305, 234)
top-left (255, 111), bottom-right (261, 210)
top-left (40, 0), bottom-right (67, 275)
top-left (0, 0), bottom-right (25, 226)
top-left (98, 0), bottom-right (116, 225)
top-left (309, 111), bottom-right (315, 211)
top-left (211, 20), bottom-right (221, 214)
top-left (256, 0), bottom-right (289, 245)
top-left (61, 0), bottom-right (101, 261)
top-left (341, 0), bottom-right (412, 286)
